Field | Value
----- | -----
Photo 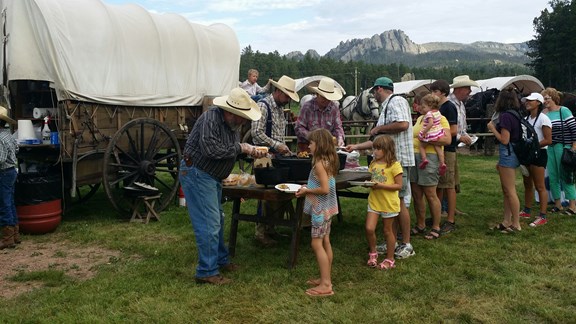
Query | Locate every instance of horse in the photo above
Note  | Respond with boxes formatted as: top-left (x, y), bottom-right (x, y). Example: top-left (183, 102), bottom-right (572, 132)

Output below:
top-left (340, 89), bottom-right (380, 141)
top-left (465, 88), bottom-right (500, 148)
top-left (561, 92), bottom-right (576, 115)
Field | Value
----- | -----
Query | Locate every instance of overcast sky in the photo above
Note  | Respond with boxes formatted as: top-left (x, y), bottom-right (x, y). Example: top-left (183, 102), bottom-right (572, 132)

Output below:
top-left (103, 0), bottom-right (552, 55)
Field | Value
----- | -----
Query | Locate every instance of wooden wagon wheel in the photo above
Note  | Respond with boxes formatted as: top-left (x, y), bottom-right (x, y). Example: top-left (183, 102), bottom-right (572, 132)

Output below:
top-left (102, 118), bottom-right (181, 215)
top-left (64, 183), bottom-right (101, 210)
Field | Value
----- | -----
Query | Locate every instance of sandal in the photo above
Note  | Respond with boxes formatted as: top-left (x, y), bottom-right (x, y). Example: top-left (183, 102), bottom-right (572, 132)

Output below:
top-left (367, 252), bottom-right (378, 268)
top-left (425, 228), bottom-right (442, 240)
top-left (564, 208), bottom-right (576, 215)
top-left (378, 258), bottom-right (395, 270)
top-left (491, 223), bottom-right (508, 231)
top-left (549, 207), bottom-right (563, 213)
top-left (411, 226), bottom-right (427, 235)
top-left (440, 221), bottom-right (456, 235)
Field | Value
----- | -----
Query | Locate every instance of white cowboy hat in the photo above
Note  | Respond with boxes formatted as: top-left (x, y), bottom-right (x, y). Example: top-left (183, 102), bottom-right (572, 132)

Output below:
top-left (269, 75), bottom-right (300, 102)
top-left (308, 77), bottom-right (343, 101)
top-left (213, 87), bottom-right (262, 121)
top-left (450, 75), bottom-right (479, 88)
top-left (0, 106), bottom-right (16, 124)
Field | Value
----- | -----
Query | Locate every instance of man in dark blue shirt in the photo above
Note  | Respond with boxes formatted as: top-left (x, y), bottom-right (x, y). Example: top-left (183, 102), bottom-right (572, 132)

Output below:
top-left (180, 88), bottom-right (266, 285)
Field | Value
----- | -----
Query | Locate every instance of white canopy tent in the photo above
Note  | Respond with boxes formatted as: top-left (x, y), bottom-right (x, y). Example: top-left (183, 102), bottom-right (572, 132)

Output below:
top-left (393, 79), bottom-right (436, 97)
top-left (471, 75), bottom-right (544, 96)
top-left (0, 0), bottom-right (240, 107)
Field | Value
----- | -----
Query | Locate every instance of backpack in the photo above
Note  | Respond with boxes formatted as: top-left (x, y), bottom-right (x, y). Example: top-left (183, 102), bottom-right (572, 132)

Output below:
top-left (507, 110), bottom-right (540, 166)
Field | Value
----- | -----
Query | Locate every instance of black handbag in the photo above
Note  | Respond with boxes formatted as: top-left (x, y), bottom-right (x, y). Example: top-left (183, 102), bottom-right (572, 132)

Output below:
top-left (562, 148), bottom-right (576, 172)
top-left (560, 110), bottom-right (576, 172)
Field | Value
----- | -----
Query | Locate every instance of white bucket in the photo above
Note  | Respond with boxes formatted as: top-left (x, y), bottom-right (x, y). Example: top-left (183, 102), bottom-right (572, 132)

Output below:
top-left (17, 120), bottom-right (37, 141)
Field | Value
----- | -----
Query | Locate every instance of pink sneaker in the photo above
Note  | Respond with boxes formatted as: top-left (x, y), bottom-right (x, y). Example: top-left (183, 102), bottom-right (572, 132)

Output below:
top-left (529, 217), bottom-right (548, 227)
top-left (519, 211), bottom-right (531, 218)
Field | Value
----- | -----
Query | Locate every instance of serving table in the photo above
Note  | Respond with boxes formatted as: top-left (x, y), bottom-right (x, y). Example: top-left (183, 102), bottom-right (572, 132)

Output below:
top-left (222, 171), bottom-right (370, 269)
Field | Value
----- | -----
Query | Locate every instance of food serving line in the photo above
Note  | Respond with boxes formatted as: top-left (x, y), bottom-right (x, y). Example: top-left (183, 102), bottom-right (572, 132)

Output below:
top-left (222, 170), bottom-right (371, 269)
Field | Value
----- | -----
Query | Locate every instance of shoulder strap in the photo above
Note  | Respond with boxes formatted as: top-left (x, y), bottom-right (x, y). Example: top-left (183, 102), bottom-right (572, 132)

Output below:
top-left (259, 99), bottom-right (272, 138)
top-left (381, 94), bottom-right (400, 125)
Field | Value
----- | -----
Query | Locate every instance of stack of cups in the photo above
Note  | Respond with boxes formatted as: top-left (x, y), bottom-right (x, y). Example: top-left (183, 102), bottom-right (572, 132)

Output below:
top-left (17, 120), bottom-right (37, 143)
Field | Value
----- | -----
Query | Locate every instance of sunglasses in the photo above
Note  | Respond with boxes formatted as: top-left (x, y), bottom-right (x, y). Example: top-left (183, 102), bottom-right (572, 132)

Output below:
top-left (543, 96), bottom-right (552, 100)
top-left (370, 86), bottom-right (383, 94)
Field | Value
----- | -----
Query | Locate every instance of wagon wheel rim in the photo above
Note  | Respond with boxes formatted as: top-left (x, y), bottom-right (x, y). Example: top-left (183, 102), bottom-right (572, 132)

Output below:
top-left (102, 118), bottom-right (181, 215)
top-left (64, 183), bottom-right (101, 211)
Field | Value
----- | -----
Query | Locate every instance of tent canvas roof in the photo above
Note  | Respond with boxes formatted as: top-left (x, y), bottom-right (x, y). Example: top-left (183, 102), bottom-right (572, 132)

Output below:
top-left (0, 0), bottom-right (240, 106)
top-left (471, 75), bottom-right (544, 96)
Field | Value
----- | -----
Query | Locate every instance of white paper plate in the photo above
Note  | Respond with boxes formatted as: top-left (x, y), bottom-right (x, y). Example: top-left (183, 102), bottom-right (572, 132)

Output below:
top-left (458, 135), bottom-right (478, 148)
top-left (275, 183), bottom-right (302, 193)
top-left (348, 180), bottom-right (376, 187)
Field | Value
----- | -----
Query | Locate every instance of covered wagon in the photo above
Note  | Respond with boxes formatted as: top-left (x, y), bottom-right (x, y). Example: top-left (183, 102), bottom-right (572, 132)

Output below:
top-left (1, 0), bottom-right (240, 214)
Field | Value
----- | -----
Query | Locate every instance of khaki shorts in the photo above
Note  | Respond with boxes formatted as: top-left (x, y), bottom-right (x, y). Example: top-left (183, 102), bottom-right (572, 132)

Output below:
top-left (399, 166), bottom-right (411, 198)
top-left (438, 151), bottom-right (456, 189)
top-left (410, 153), bottom-right (440, 187)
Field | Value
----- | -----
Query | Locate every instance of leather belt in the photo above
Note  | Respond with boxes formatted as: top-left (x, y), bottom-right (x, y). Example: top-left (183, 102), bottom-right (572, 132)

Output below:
top-left (183, 154), bottom-right (192, 167)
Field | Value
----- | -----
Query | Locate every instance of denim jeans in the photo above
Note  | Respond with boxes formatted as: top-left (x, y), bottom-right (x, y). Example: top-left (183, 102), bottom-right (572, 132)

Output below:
top-left (179, 161), bottom-right (230, 278)
top-left (0, 168), bottom-right (17, 226)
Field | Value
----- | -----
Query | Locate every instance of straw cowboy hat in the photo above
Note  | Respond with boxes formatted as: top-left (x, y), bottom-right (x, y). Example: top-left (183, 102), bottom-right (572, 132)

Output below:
top-left (308, 77), bottom-right (343, 101)
top-left (213, 87), bottom-right (262, 121)
top-left (269, 75), bottom-right (300, 102)
top-left (450, 75), bottom-right (479, 88)
top-left (0, 106), bottom-right (16, 124)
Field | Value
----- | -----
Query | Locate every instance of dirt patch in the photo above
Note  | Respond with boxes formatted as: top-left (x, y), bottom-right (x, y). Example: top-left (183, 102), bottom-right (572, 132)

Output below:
top-left (0, 240), bottom-right (122, 299)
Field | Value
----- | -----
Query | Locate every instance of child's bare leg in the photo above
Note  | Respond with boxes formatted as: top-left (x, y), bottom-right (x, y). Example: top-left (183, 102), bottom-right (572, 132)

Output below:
top-left (434, 145), bottom-right (445, 165)
top-left (419, 142), bottom-right (429, 169)
top-left (383, 217), bottom-right (396, 261)
top-left (307, 237), bottom-right (332, 293)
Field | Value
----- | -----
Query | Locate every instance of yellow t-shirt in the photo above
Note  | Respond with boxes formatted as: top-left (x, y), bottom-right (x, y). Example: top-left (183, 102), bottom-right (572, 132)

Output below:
top-left (412, 115), bottom-right (449, 153)
top-left (368, 160), bottom-right (403, 212)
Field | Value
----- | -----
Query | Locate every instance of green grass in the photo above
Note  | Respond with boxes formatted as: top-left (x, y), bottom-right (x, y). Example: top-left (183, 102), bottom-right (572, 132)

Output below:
top-left (2, 154), bottom-right (576, 323)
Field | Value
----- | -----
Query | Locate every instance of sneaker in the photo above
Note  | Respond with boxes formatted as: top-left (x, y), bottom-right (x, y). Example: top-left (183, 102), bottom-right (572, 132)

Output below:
top-left (519, 211), bottom-right (531, 218)
top-left (519, 165), bottom-right (529, 177)
top-left (529, 217), bottom-right (548, 227)
top-left (376, 242), bottom-right (398, 255)
top-left (394, 243), bottom-right (415, 259)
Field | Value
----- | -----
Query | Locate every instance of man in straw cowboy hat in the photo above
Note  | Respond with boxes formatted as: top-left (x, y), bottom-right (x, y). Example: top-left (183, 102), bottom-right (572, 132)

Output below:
top-left (294, 77), bottom-right (345, 152)
top-left (251, 75), bottom-right (300, 246)
top-left (0, 106), bottom-right (19, 249)
top-left (439, 75), bottom-right (480, 230)
top-left (345, 76), bottom-right (417, 259)
top-left (180, 88), bottom-right (267, 285)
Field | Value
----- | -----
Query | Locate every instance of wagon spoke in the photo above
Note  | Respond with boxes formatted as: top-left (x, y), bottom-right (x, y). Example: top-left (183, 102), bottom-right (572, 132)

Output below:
top-left (103, 118), bottom-right (181, 215)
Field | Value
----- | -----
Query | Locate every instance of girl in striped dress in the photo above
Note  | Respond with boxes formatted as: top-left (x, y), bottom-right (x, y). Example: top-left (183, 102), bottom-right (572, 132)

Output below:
top-left (418, 94), bottom-right (447, 175)
top-left (296, 128), bottom-right (339, 297)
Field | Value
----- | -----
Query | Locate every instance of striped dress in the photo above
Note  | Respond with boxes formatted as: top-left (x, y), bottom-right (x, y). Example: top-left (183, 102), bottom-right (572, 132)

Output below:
top-left (303, 163), bottom-right (338, 219)
top-left (418, 110), bottom-right (445, 142)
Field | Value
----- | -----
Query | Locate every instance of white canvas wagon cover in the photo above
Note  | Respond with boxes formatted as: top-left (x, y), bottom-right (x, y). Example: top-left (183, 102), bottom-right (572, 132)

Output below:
top-left (0, 0), bottom-right (240, 106)
top-left (471, 75), bottom-right (544, 96)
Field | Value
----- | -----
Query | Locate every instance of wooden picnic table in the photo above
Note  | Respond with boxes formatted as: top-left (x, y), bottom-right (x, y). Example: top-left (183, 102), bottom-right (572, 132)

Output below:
top-left (222, 171), bottom-right (371, 269)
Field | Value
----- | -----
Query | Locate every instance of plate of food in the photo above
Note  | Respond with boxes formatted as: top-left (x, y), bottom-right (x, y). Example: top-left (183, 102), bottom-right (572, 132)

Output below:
top-left (458, 135), bottom-right (478, 148)
top-left (275, 183), bottom-right (302, 193)
top-left (348, 180), bottom-right (376, 187)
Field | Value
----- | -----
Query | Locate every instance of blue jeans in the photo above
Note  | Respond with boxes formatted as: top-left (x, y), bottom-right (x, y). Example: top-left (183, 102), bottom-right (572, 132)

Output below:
top-left (179, 161), bottom-right (230, 278)
top-left (0, 168), bottom-right (17, 226)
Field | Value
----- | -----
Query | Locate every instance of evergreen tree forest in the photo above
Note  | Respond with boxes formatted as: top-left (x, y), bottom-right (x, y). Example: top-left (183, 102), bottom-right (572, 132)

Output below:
top-left (527, 0), bottom-right (576, 91)
top-left (240, 46), bottom-right (531, 97)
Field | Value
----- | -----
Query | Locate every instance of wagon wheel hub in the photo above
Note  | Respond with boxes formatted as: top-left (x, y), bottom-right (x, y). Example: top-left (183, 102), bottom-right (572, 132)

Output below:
top-left (140, 160), bottom-right (156, 176)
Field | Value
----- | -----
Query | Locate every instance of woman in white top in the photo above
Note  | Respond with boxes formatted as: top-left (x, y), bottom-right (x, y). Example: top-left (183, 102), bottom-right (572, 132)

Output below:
top-left (520, 93), bottom-right (552, 227)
